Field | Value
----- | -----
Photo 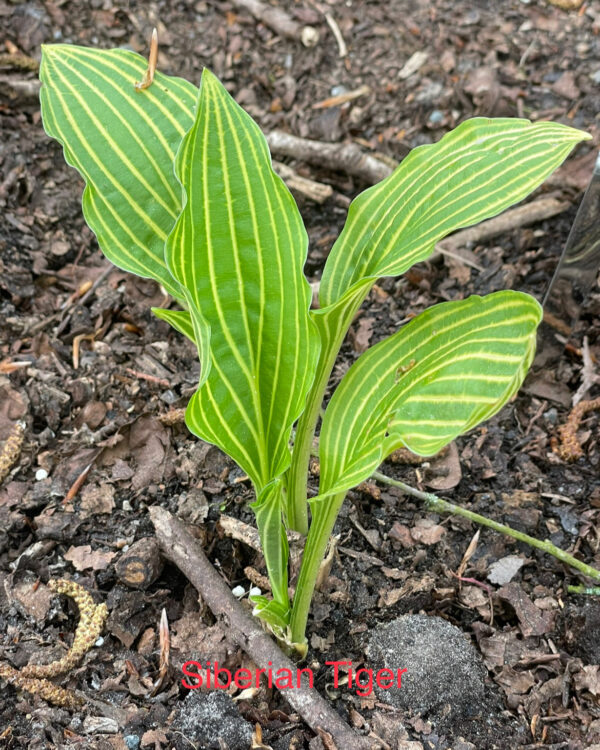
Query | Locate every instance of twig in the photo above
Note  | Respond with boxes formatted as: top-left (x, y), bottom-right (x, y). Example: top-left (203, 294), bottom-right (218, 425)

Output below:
top-left (149, 506), bottom-right (376, 750)
top-left (0, 75), bottom-right (41, 103)
top-left (433, 197), bottom-right (570, 262)
top-left (272, 160), bottom-right (333, 203)
top-left (124, 368), bottom-right (170, 388)
top-left (313, 85), bottom-right (370, 110)
top-left (230, 0), bottom-right (319, 47)
top-left (266, 130), bottom-right (393, 184)
top-left (324, 13), bottom-right (347, 57)
top-left (372, 471), bottom-right (600, 584)
top-left (62, 461), bottom-right (94, 504)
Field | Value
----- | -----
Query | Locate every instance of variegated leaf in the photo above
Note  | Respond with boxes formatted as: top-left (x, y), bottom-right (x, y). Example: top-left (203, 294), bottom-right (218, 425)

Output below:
top-left (320, 118), bottom-right (589, 309)
top-left (318, 291), bottom-right (542, 498)
top-left (152, 308), bottom-right (195, 344)
top-left (39, 44), bottom-right (197, 301)
top-left (299, 120), bottom-right (589, 491)
top-left (166, 68), bottom-right (320, 493)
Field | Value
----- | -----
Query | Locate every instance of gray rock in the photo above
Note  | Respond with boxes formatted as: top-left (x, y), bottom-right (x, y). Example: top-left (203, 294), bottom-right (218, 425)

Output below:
top-left (366, 614), bottom-right (486, 718)
top-left (171, 691), bottom-right (252, 750)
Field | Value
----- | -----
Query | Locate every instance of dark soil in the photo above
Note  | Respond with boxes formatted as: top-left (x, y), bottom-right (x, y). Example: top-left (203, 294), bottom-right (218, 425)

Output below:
top-left (1, 1), bottom-right (600, 748)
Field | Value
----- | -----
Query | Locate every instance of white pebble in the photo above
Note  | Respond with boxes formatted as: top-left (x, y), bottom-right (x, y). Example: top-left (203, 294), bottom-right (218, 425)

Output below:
top-left (231, 585), bottom-right (245, 598)
top-left (249, 586), bottom-right (262, 598)
top-left (35, 468), bottom-right (48, 481)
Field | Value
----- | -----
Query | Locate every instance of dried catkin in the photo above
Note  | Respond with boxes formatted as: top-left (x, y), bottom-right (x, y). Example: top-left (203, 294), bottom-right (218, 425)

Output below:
top-left (0, 663), bottom-right (84, 708)
top-left (0, 420), bottom-right (25, 483)
top-left (555, 397), bottom-right (600, 462)
top-left (0, 578), bottom-right (108, 708)
top-left (20, 579), bottom-right (108, 678)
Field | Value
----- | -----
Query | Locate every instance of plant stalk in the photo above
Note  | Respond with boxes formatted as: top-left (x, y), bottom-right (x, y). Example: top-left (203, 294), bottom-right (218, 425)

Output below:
top-left (372, 471), bottom-right (600, 583)
top-left (286, 288), bottom-right (371, 534)
top-left (289, 491), bottom-right (347, 646)
top-left (286, 347), bottom-right (339, 535)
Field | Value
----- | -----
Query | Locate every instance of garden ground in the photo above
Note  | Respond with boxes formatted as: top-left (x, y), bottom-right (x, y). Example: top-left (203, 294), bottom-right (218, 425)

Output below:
top-left (1, 0), bottom-right (600, 748)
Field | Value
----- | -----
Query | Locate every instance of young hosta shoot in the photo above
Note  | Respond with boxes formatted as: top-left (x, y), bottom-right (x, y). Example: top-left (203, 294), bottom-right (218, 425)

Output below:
top-left (39, 43), bottom-right (590, 654)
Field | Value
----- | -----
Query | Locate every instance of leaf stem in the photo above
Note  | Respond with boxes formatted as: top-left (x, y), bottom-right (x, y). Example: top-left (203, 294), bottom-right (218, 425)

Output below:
top-left (286, 353), bottom-right (337, 535)
top-left (372, 471), bottom-right (600, 583)
top-left (289, 491), bottom-right (347, 647)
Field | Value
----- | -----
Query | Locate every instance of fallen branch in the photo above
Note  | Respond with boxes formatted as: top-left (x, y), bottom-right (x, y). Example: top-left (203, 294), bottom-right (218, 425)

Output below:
top-left (372, 471), bottom-right (600, 585)
top-left (433, 196), bottom-right (570, 262)
top-left (266, 133), bottom-right (569, 271)
top-left (231, 0), bottom-right (319, 47)
top-left (272, 159), bottom-right (333, 203)
top-left (149, 506), bottom-right (376, 750)
top-left (266, 130), bottom-right (393, 184)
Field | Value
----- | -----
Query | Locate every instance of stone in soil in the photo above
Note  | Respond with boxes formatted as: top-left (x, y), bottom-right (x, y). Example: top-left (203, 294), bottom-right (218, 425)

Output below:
top-left (170, 691), bottom-right (252, 750)
top-left (366, 614), bottom-right (486, 719)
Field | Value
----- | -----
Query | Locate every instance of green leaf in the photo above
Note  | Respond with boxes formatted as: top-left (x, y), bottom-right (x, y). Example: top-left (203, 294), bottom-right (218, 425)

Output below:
top-left (320, 118), bottom-right (589, 309)
top-left (250, 596), bottom-right (290, 631)
top-left (317, 291), bottom-right (542, 499)
top-left (250, 479), bottom-right (290, 611)
top-left (152, 308), bottom-right (195, 344)
top-left (39, 44), bottom-right (197, 302)
top-left (166, 69), bottom-right (320, 490)
top-left (300, 119), bottom-right (588, 502)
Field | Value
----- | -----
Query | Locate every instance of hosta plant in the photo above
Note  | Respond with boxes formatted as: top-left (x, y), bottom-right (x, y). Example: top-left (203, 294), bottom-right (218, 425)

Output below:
top-left (39, 42), bottom-right (589, 655)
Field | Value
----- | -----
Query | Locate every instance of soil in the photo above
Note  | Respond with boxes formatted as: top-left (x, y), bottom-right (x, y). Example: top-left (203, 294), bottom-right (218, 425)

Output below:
top-left (1, 0), bottom-right (600, 748)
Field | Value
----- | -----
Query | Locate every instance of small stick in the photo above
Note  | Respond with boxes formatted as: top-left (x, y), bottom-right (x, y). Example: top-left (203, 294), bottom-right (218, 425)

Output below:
top-left (272, 160), bottom-right (333, 204)
top-left (149, 507), bottom-right (376, 749)
top-left (124, 368), bottom-right (170, 388)
top-left (62, 461), bottom-right (94, 504)
top-left (372, 471), bottom-right (600, 585)
top-left (313, 85), bottom-right (371, 110)
top-left (266, 130), bottom-right (393, 184)
top-left (324, 13), bottom-right (347, 57)
top-left (433, 197), bottom-right (570, 262)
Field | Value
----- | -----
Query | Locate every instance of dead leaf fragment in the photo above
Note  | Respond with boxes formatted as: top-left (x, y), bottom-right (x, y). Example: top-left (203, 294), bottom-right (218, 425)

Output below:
top-left (424, 441), bottom-right (462, 491)
top-left (64, 544), bottom-right (116, 571)
top-left (398, 50), bottom-right (428, 79)
top-left (574, 665), bottom-right (600, 696)
top-left (410, 518), bottom-right (446, 545)
top-left (80, 483), bottom-right (115, 515)
top-left (351, 316), bottom-right (374, 353)
top-left (488, 555), bottom-right (525, 586)
top-left (389, 522), bottom-right (414, 548)
top-left (497, 583), bottom-right (554, 637)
